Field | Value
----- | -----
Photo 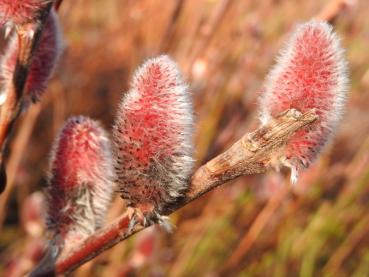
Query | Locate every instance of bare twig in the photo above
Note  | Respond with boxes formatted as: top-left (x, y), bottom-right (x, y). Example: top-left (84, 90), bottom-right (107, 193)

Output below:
top-left (55, 0), bottom-right (64, 11)
top-left (30, 108), bottom-right (317, 276)
top-left (315, 0), bottom-right (353, 23)
top-left (0, 103), bottom-right (42, 229)
top-left (184, 0), bottom-right (234, 75)
top-left (159, 0), bottom-right (185, 52)
top-left (0, 3), bottom-right (53, 193)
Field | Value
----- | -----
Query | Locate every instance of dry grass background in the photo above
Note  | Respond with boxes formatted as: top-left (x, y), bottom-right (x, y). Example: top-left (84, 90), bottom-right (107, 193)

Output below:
top-left (1, 0), bottom-right (369, 276)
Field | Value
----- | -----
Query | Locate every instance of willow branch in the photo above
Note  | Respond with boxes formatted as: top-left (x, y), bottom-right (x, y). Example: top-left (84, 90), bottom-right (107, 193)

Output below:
top-left (315, 0), bottom-right (352, 23)
top-left (55, 0), bottom-right (64, 11)
top-left (31, 108), bottom-right (318, 276)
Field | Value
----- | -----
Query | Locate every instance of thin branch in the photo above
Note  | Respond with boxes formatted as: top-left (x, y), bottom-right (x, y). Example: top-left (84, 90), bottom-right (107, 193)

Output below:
top-left (0, 104), bottom-right (42, 228)
top-left (159, 0), bottom-right (185, 52)
top-left (55, 0), bottom-right (64, 11)
top-left (184, 0), bottom-right (233, 75)
top-left (315, 0), bottom-right (353, 23)
top-left (30, 108), bottom-right (318, 276)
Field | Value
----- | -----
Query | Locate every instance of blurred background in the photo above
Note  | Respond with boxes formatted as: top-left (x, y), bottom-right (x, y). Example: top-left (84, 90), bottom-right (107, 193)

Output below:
top-left (0, 0), bottom-right (368, 276)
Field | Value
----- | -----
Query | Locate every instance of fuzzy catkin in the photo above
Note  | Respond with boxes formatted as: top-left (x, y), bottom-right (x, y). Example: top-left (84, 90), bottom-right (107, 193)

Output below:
top-left (258, 20), bottom-right (348, 183)
top-left (113, 55), bottom-right (194, 214)
top-left (0, 9), bottom-right (63, 104)
top-left (0, 0), bottom-right (53, 26)
top-left (46, 116), bottom-right (115, 250)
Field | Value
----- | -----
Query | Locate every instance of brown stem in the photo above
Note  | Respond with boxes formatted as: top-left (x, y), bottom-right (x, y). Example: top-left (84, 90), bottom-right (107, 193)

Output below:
top-left (30, 108), bottom-right (318, 276)
top-left (183, 0), bottom-right (234, 76)
top-left (0, 4), bottom-right (53, 193)
top-left (55, 0), bottom-right (64, 11)
top-left (159, 0), bottom-right (185, 52)
top-left (315, 0), bottom-right (353, 23)
top-left (0, 104), bottom-right (43, 229)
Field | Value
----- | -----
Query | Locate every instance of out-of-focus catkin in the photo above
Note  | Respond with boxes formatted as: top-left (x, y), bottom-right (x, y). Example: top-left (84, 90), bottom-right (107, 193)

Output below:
top-left (46, 116), bottom-right (114, 252)
top-left (113, 55), bottom-right (194, 216)
top-left (258, 20), bottom-right (348, 184)
top-left (0, 9), bottom-right (63, 105)
top-left (0, 0), bottom-right (53, 26)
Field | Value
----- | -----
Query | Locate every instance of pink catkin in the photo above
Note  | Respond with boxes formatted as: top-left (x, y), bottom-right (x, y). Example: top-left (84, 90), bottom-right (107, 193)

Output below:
top-left (0, 0), bottom-right (52, 26)
top-left (47, 116), bottom-right (114, 250)
top-left (259, 20), bottom-right (348, 184)
top-left (113, 55), bottom-right (194, 214)
top-left (0, 9), bottom-right (63, 104)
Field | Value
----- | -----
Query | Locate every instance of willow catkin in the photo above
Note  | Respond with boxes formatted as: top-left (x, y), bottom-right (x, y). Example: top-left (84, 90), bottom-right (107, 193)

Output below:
top-left (258, 20), bottom-right (348, 184)
top-left (46, 116), bottom-right (114, 251)
top-left (113, 55), bottom-right (194, 215)
top-left (0, 9), bottom-right (63, 105)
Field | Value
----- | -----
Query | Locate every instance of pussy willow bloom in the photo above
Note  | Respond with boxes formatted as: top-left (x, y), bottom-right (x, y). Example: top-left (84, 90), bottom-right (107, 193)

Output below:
top-left (258, 20), bottom-right (348, 184)
top-left (113, 55), bottom-right (194, 216)
top-left (0, 9), bottom-right (63, 105)
top-left (0, 0), bottom-right (53, 26)
top-left (46, 116), bottom-right (114, 252)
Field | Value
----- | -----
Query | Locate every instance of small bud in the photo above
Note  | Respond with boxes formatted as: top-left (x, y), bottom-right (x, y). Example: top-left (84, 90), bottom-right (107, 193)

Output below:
top-left (258, 20), bottom-right (348, 184)
top-left (46, 116), bottom-right (115, 252)
top-left (0, 9), bottom-right (63, 104)
top-left (113, 55), bottom-right (194, 215)
top-left (0, 0), bottom-right (53, 26)
top-left (21, 191), bottom-right (45, 237)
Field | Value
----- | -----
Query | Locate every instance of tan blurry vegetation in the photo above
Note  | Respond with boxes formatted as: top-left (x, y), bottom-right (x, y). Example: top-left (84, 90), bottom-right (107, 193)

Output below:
top-left (1, 0), bottom-right (369, 276)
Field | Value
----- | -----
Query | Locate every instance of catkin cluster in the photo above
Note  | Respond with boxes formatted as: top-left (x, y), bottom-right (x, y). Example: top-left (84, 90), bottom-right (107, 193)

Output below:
top-left (43, 20), bottom-right (348, 250)
top-left (0, 0), bottom-right (349, 261)
top-left (45, 55), bottom-right (195, 251)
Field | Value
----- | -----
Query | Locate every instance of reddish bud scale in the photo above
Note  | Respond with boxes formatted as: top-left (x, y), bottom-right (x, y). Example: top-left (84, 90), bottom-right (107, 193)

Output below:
top-left (46, 116), bottom-right (114, 249)
top-left (113, 55), bottom-right (194, 214)
top-left (0, 0), bottom-right (53, 26)
top-left (259, 20), bottom-right (348, 183)
top-left (0, 9), bottom-right (63, 104)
